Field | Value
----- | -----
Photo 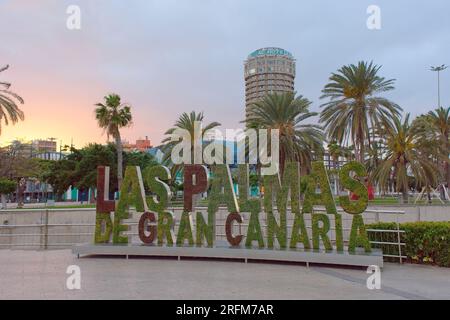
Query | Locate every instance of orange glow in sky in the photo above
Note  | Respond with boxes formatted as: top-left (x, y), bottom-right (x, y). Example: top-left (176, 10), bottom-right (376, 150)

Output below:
top-left (1, 1), bottom-right (447, 149)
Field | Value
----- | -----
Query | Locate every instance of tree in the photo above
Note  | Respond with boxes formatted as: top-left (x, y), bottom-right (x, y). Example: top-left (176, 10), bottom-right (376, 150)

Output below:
top-left (0, 65), bottom-right (24, 135)
top-left (327, 141), bottom-right (354, 195)
top-left (426, 107), bottom-right (450, 190)
top-left (43, 158), bottom-right (78, 201)
top-left (0, 141), bottom-right (42, 207)
top-left (320, 61), bottom-right (402, 163)
top-left (75, 143), bottom-right (116, 202)
top-left (161, 111), bottom-right (221, 180)
top-left (124, 150), bottom-right (158, 169)
top-left (328, 141), bottom-right (354, 169)
top-left (0, 178), bottom-right (16, 209)
top-left (372, 114), bottom-right (438, 203)
top-left (246, 92), bottom-right (323, 175)
top-left (75, 144), bottom-right (157, 201)
top-left (95, 94), bottom-right (132, 189)
top-left (42, 144), bottom-right (158, 201)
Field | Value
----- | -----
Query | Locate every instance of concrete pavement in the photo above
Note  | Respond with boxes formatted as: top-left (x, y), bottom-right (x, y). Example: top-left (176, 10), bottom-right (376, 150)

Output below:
top-left (0, 249), bottom-right (449, 300)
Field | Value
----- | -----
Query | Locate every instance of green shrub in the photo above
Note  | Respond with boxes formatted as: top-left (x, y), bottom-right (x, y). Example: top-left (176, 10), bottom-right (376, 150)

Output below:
top-left (367, 221), bottom-right (450, 267)
top-left (0, 179), bottom-right (16, 194)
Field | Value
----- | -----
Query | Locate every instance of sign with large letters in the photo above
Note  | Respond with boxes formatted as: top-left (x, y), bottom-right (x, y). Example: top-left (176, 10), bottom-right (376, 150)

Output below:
top-left (95, 161), bottom-right (371, 254)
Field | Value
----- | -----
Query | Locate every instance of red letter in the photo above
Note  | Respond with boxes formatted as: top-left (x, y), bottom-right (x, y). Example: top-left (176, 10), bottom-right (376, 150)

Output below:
top-left (226, 213), bottom-right (243, 246)
top-left (94, 166), bottom-right (115, 243)
top-left (138, 212), bottom-right (157, 244)
top-left (184, 165), bottom-right (208, 212)
top-left (96, 166), bottom-right (115, 212)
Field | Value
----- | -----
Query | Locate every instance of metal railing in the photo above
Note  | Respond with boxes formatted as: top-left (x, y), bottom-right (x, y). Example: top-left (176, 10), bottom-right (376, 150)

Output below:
top-left (0, 207), bottom-right (407, 263)
top-left (364, 209), bottom-right (406, 263)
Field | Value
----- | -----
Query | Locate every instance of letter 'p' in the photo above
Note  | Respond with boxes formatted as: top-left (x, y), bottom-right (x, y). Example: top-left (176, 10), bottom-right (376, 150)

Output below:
top-left (184, 165), bottom-right (208, 212)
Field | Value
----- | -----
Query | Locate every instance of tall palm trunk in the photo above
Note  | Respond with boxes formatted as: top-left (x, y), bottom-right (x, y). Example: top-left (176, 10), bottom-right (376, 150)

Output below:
top-left (359, 144), bottom-right (364, 163)
top-left (446, 135), bottom-right (450, 198)
top-left (401, 190), bottom-right (409, 204)
top-left (332, 155), bottom-right (340, 195)
top-left (115, 134), bottom-right (123, 190)
top-left (1, 194), bottom-right (7, 209)
top-left (446, 160), bottom-right (450, 194)
top-left (17, 178), bottom-right (26, 208)
top-left (357, 123), bottom-right (365, 163)
top-left (89, 188), bottom-right (96, 204)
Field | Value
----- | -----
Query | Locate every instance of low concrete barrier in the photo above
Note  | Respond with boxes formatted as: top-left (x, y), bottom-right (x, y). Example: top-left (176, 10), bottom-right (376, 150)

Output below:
top-left (0, 205), bottom-right (448, 250)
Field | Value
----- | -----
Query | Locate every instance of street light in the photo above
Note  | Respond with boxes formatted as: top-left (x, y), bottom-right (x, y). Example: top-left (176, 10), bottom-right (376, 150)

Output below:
top-left (430, 64), bottom-right (448, 108)
top-left (430, 65), bottom-right (449, 201)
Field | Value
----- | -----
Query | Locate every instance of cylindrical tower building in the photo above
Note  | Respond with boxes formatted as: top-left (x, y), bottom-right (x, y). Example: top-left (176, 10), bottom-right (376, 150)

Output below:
top-left (244, 47), bottom-right (296, 121)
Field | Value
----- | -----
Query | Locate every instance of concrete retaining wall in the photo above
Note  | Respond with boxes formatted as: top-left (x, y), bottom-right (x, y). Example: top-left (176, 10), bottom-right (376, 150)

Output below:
top-left (0, 205), bottom-right (448, 250)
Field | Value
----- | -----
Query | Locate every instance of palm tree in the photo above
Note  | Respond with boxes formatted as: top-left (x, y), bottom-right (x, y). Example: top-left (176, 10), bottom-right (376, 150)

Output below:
top-left (246, 92), bottom-right (324, 175)
top-left (320, 61), bottom-right (402, 163)
top-left (373, 114), bottom-right (438, 203)
top-left (427, 107), bottom-right (450, 190)
top-left (161, 111), bottom-right (221, 180)
top-left (95, 94), bottom-right (132, 189)
top-left (365, 138), bottom-right (385, 177)
top-left (0, 65), bottom-right (24, 134)
top-left (328, 141), bottom-right (354, 169)
top-left (327, 141), bottom-right (355, 195)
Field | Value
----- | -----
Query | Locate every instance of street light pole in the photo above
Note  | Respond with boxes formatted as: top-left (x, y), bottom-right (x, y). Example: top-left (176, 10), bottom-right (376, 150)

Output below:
top-left (430, 64), bottom-right (448, 108)
top-left (430, 65), bottom-right (449, 201)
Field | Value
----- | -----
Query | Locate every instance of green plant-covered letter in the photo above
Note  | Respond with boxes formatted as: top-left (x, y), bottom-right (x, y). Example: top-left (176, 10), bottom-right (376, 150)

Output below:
top-left (176, 211), bottom-right (194, 246)
top-left (290, 212), bottom-right (310, 250)
top-left (237, 164), bottom-right (250, 206)
top-left (208, 164), bottom-right (239, 214)
top-left (312, 213), bottom-right (333, 251)
top-left (95, 213), bottom-right (113, 243)
top-left (339, 161), bottom-right (368, 214)
top-left (334, 213), bottom-right (344, 252)
top-left (245, 209), bottom-right (265, 249)
top-left (113, 166), bottom-right (145, 243)
top-left (349, 214), bottom-right (371, 253)
top-left (236, 165), bottom-right (264, 248)
top-left (263, 162), bottom-right (301, 249)
top-left (302, 161), bottom-right (337, 215)
top-left (157, 211), bottom-right (174, 246)
top-left (144, 165), bottom-right (172, 212)
top-left (196, 211), bottom-right (214, 247)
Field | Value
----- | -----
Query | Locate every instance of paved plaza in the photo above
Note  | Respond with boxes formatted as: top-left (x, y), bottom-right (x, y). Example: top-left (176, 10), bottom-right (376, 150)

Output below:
top-left (0, 249), bottom-right (449, 300)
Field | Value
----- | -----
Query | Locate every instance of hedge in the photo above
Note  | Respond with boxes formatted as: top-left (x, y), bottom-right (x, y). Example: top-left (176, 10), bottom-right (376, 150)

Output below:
top-left (366, 221), bottom-right (450, 267)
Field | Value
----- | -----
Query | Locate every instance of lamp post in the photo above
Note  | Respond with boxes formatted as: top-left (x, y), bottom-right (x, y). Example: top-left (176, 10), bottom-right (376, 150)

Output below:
top-left (430, 65), bottom-right (448, 108)
top-left (430, 65), bottom-right (449, 201)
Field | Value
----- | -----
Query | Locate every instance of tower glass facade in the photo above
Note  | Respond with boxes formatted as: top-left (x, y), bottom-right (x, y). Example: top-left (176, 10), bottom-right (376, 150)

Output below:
top-left (244, 47), bottom-right (296, 121)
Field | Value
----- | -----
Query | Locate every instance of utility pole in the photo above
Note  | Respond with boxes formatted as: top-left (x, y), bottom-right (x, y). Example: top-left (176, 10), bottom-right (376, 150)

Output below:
top-left (430, 64), bottom-right (448, 201)
top-left (430, 65), bottom-right (448, 107)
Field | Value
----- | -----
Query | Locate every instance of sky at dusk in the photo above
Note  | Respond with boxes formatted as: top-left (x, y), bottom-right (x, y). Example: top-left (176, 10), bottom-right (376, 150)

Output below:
top-left (0, 0), bottom-right (449, 148)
